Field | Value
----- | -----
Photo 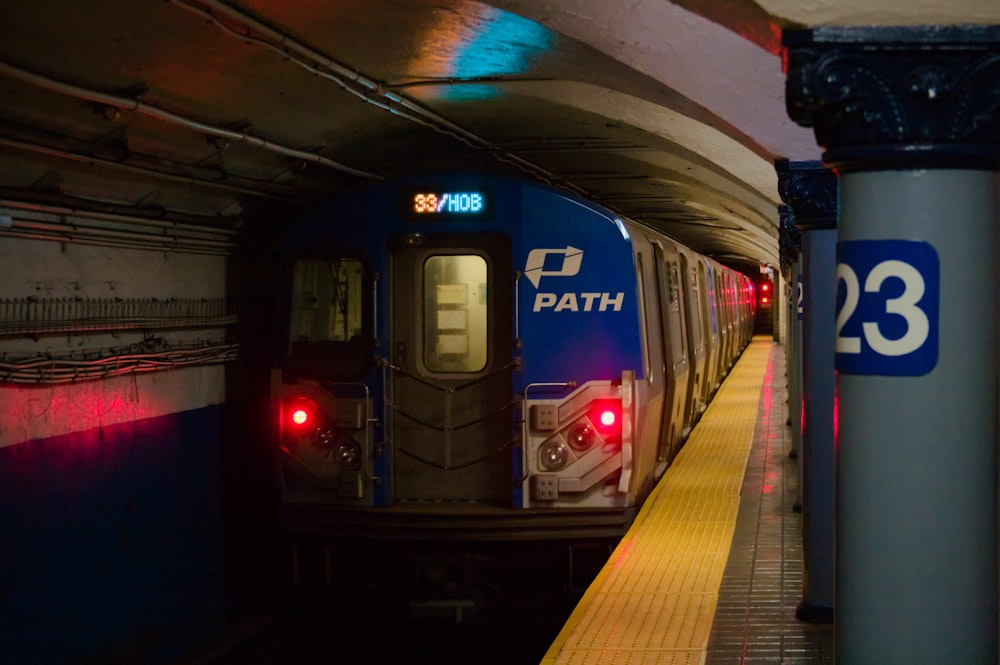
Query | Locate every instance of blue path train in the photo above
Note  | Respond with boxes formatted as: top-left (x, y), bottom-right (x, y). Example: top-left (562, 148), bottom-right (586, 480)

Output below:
top-left (273, 173), bottom-right (755, 541)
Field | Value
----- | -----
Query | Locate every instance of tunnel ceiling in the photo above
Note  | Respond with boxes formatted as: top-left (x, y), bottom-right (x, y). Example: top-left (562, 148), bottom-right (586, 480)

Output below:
top-left (0, 0), bottom-right (997, 277)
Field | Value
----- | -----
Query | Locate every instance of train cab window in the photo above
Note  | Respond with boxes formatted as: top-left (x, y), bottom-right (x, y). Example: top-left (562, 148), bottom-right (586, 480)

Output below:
top-left (285, 256), bottom-right (371, 379)
top-left (423, 254), bottom-right (488, 373)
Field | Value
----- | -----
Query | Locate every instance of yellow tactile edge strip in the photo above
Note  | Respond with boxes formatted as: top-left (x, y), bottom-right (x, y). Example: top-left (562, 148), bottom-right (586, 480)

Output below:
top-left (540, 337), bottom-right (772, 665)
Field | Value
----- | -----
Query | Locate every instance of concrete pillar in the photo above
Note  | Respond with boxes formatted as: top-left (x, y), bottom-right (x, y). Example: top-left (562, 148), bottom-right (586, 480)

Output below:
top-left (785, 26), bottom-right (1000, 663)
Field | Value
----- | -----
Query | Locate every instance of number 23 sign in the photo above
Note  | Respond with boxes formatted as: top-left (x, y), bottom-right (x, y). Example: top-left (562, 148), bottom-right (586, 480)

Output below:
top-left (835, 240), bottom-right (939, 376)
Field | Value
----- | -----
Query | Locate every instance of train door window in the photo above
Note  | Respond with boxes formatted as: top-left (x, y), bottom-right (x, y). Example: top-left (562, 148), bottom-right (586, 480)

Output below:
top-left (705, 265), bottom-right (719, 336)
top-left (423, 254), bottom-right (488, 373)
top-left (652, 244), bottom-right (683, 363)
top-left (285, 256), bottom-right (371, 379)
top-left (677, 256), bottom-right (701, 350)
top-left (698, 262), bottom-right (712, 337)
top-left (668, 261), bottom-right (688, 357)
top-left (687, 265), bottom-right (703, 344)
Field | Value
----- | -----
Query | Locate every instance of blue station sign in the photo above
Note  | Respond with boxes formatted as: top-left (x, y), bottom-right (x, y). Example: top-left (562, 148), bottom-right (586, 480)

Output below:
top-left (835, 239), bottom-right (939, 376)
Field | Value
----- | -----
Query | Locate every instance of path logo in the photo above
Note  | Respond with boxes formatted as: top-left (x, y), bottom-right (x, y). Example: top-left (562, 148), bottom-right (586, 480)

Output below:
top-left (523, 246), bottom-right (583, 288)
top-left (523, 246), bottom-right (624, 313)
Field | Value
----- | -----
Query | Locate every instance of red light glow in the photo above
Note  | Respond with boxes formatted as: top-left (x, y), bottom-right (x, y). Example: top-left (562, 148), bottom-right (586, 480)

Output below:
top-left (290, 408), bottom-right (310, 426)
top-left (1, 375), bottom-right (172, 448)
top-left (599, 410), bottom-right (617, 428)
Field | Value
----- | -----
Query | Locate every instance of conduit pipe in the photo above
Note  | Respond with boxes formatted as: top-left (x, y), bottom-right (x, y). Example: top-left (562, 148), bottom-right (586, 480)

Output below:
top-left (0, 201), bottom-right (256, 254)
top-left (0, 197), bottom-right (242, 236)
top-left (0, 342), bottom-right (240, 384)
top-left (0, 214), bottom-right (237, 255)
top-left (1, 229), bottom-right (231, 256)
top-left (0, 134), bottom-right (304, 202)
top-left (8, 218), bottom-right (233, 249)
top-left (169, 0), bottom-right (582, 193)
top-left (0, 60), bottom-right (379, 180)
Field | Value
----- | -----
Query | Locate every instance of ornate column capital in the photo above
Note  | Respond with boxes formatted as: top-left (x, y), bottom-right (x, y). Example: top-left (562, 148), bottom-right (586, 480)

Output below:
top-left (775, 159), bottom-right (838, 231)
top-left (778, 204), bottom-right (801, 276)
top-left (784, 26), bottom-right (1000, 172)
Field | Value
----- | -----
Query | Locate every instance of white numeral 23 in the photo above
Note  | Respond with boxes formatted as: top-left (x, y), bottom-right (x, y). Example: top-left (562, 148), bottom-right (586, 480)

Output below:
top-left (835, 260), bottom-right (929, 357)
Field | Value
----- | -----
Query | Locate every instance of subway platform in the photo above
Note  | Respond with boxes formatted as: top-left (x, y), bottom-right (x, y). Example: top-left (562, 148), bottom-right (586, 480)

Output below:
top-left (541, 337), bottom-right (834, 664)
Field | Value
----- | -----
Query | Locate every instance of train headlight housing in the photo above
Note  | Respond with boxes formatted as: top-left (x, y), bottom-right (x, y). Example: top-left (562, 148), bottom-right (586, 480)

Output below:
top-left (314, 425), bottom-right (336, 449)
top-left (333, 439), bottom-right (361, 467)
top-left (566, 422), bottom-right (595, 451)
top-left (539, 439), bottom-right (570, 470)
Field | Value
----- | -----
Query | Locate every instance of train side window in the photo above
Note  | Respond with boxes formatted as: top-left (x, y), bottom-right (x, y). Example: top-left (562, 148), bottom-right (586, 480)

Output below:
top-left (423, 254), bottom-right (488, 373)
top-left (285, 256), bottom-right (372, 379)
top-left (289, 257), bottom-right (365, 342)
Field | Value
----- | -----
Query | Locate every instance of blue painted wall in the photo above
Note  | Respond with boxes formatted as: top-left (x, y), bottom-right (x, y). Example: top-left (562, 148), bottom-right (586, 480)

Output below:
top-left (0, 400), bottom-right (278, 664)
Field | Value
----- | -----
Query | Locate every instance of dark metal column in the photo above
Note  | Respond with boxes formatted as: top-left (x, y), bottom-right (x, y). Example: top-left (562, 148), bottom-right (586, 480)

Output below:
top-left (789, 256), bottom-right (802, 466)
top-left (779, 208), bottom-right (803, 504)
top-left (777, 160), bottom-right (838, 623)
top-left (785, 26), bottom-right (1000, 663)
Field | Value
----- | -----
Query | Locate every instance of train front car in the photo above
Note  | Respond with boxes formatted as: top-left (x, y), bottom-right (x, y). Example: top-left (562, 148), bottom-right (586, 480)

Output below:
top-left (273, 174), bottom-right (647, 540)
top-left (515, 188), bottom-right (644, 516)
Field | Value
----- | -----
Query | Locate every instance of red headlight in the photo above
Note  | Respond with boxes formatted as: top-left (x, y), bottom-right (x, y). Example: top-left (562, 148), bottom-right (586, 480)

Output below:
top-left (588, 400), bottom-right (622, 442)
top-left (285, 398), bottom-right (319, 430)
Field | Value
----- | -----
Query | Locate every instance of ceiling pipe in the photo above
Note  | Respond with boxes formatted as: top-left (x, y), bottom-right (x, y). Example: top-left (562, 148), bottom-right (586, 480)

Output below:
top-left (0, 191), bottom-right (243, 232)
top-left (0, 60), bottom-right (380, 180)
top-left (0, 134), bottom-right (308, 203)
top-left (0, 200), bottom-right (276, 255)
top-left (8, 218), bottom-right (234, 248)
top-left (0, 228), bottom-right (231, 256)
top-left (169, 0), bottom-right (585, 195)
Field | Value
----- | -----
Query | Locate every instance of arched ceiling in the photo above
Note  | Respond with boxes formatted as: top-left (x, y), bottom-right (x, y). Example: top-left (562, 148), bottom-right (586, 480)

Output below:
top-left (0, 0), bottom-right (997, 276)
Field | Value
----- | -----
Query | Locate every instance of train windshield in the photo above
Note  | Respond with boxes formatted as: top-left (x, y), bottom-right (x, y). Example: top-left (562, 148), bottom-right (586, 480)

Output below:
top-left (284, 256), bottom-right (371, 379)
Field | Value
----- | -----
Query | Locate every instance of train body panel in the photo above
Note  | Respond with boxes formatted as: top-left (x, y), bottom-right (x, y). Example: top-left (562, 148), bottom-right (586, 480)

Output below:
top-left (273, 173), bottom-right (754, 540)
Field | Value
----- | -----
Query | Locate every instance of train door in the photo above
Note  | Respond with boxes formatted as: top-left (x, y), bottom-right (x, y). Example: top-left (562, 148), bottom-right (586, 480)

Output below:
top-left (679, 250), bottom-right (707, 429)
top-left (716, 270), bottom-right (732, 379)
top-left (703, 262), bottom-right (721, 398)
top-left (740, 276), bottom-right (753, 344)
top-left (389, 233), bottom-right (513, 504)
top-left (652, 241), bottom-right (689, 463)
top-left (725, 273), bottom-right (737, 361)
top-left (698, 260), bottom-right (719, 407)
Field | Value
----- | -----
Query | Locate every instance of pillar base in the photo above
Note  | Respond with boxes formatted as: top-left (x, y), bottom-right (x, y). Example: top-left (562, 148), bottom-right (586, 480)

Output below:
top-left (795, 601), bottom-right (833, 624)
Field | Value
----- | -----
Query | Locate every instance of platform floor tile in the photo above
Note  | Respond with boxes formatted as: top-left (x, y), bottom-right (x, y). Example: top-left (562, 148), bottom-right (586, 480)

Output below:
top-left (542, 338), bottom-right (835, 664)
top-left (704, 341), bottom-right (833, 665)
